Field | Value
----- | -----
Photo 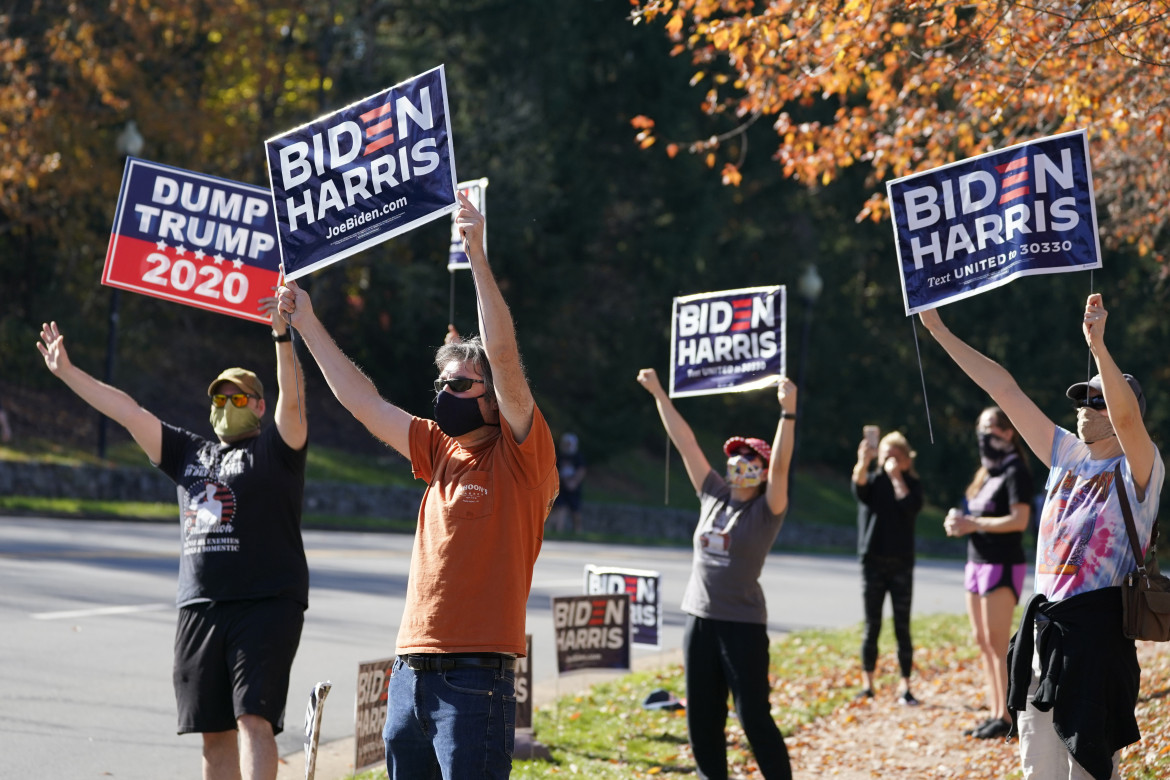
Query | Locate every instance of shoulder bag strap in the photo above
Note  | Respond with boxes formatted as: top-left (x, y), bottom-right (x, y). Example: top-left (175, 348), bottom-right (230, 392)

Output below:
top-left (1114, 463), bottom-right (1148, 576)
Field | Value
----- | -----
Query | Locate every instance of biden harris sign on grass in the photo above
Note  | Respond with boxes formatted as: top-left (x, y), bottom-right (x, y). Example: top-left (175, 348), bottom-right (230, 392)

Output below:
top-left (101, 158), bottom-right (280, 324)
top-left (669, 285), bottom-right (786, 399)
top-left (887, 129), bottom-right (1102, 315)
top-left (265, 65), bottom-right (459, 280)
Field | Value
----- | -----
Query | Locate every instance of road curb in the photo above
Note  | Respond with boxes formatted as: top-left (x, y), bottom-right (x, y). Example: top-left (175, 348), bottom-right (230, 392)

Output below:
top-left (276, 648), bottom-right (685, 780)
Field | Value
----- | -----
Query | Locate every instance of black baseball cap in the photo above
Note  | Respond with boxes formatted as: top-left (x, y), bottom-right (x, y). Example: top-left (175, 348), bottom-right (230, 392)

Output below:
top-left (1065, 373), bottom-right (1146, 417)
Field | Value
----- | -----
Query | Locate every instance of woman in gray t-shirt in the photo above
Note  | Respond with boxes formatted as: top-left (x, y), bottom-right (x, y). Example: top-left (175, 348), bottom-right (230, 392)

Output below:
top-left (636, 368), bottom-right (797, 780)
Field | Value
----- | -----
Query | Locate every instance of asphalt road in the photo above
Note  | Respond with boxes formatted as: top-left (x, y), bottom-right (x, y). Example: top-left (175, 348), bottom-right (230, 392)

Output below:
top-left (0, 516), bottom-right (985, 779)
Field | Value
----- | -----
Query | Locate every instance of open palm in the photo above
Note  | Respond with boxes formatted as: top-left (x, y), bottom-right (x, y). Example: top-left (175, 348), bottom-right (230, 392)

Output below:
top-left (37, 321), bottom-right (72, 374)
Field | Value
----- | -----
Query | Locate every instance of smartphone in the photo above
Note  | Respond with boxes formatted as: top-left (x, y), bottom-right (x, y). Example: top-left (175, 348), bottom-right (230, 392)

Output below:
top-left (863, 425), bottom-right (880, 449)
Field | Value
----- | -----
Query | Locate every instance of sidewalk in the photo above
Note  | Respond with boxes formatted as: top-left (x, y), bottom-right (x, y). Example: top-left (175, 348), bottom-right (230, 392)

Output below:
top-left (276, 648), bottom-right (684, 780)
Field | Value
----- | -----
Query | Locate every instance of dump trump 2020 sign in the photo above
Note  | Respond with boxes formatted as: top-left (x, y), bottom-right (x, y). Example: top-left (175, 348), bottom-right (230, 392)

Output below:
top-left (265, 65), bottom-right (458, 280)
top-left (887, 129), bottom-right (1101, 315)
top-left (669, 285), bottom-right (786, 399)
top-left (102, 158), bottom-right (280, 324)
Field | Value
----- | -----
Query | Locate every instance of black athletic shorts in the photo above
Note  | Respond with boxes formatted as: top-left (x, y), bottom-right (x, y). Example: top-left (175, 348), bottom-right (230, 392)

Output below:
top-left (173, 597), bottom-right (305, 735)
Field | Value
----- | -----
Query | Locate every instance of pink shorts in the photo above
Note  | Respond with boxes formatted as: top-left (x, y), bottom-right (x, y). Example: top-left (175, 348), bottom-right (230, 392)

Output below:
top-left (964, 561), bottom-right (1027, 601)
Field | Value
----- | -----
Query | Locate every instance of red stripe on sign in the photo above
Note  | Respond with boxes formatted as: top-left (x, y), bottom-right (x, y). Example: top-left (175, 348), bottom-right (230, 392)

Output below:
top-left (1001, 172), bottom-right (1029, 188)
top-left (732, 298), bottom-right (752, 308)
top-left (360, 103), bottom-right (394, 123)
top-left (364, 135), bottom-right (395, 156)
top-left (996, 157), bottom-right (1028, 174)
top-left (998, 187), bottom-right (1030, 204)
top-left (101, 234), bottom-right (278, 324)
top-left (730, 322), bottom-right (751, 331)
top-left (366, 118), bottom-right (394, 138)
top-left (733, 310), bottom-right (751, 319)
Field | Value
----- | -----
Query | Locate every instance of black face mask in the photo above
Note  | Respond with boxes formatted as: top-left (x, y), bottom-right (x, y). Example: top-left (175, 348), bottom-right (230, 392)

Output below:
top-left (433, 390), bottom-right (488, 437)
top-left (978, 432), bottom-right (1014, 467)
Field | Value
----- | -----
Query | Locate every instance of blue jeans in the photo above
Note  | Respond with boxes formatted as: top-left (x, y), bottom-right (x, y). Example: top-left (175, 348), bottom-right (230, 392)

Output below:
top-left (383, 657), bottom-right (516, 779)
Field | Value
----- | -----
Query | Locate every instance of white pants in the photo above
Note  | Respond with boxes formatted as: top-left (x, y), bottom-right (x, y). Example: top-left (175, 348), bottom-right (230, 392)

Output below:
top-left (1017, 630), bottom-right (1121, 779)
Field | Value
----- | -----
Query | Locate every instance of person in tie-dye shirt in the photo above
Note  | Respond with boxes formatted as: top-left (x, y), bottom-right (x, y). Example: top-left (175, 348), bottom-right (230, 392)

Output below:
top-left (920, 293), bottom-right (1163, 780)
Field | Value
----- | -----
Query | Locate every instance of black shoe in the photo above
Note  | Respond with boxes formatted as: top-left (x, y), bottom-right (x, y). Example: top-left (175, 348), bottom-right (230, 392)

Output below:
top-left (855, 688), bottom-right (874, 700)
top-left (897, 690), bottom-right (920, 706)
top-left (973, 718), bottom-right (1011, 739)
top-left (963, 717), bottom-right (996, 736)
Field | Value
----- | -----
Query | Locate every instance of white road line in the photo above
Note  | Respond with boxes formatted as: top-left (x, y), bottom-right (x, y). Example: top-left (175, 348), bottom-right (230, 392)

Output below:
top-left (30, 603), bottom-right (173, 620)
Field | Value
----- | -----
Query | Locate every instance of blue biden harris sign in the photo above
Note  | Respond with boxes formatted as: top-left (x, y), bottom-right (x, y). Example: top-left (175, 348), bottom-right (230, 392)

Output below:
top-left (887, 130), bottom-right (1101, 315)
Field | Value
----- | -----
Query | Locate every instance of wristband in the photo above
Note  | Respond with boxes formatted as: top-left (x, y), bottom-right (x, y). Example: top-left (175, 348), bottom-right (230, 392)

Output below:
top-left (781, 412), bottom-right (796, 420)
top-left (272, 330), bottom-right (292, 343)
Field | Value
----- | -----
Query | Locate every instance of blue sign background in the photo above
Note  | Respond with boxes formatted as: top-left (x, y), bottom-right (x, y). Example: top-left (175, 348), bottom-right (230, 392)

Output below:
top-left (669, 285), bottom-right (786, 399)
top-left (887, 130), bottom-right (1101, 315)
top-left (265, 65), bottom-right (458, 280)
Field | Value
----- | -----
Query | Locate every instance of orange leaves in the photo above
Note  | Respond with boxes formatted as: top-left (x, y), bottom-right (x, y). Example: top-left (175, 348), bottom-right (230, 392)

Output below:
top-left (629, 0), bottom-right (1170, 256)
top-left (631, 115), bottom-right (658, 148)
top-left (721, 163), bottom-right (742, 186)
top-left (666, 143), bottom-right (679, 158)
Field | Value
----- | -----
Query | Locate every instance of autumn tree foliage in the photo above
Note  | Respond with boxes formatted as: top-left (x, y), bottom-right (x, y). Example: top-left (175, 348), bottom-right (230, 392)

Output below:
top-left (630, 0), bottom-right (1170, 261)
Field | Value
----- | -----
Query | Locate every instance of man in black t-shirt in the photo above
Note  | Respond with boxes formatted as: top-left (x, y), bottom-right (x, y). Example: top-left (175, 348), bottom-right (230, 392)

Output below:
top-left (37, 298), bottom-right (307, 780)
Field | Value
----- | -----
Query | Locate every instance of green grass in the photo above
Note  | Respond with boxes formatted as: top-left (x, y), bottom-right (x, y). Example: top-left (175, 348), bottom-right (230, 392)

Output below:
top-left (304, 447), bottom-right (416, 486)
top-left (349, 614), bottom-right (979, 780)
top-left (0, 495), bottom-right (177, 520)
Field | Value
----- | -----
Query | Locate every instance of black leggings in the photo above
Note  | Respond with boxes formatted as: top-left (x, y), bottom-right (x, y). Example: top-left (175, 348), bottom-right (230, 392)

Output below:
top-left (684, 615), bottom-right (792, 780)
top-left (860, 558), bottom-right (914, 678)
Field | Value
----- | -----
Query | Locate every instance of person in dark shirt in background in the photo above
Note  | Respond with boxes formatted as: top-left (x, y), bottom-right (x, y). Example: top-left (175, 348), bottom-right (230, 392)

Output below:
top-left (852, 429), bottom-right (924, 705)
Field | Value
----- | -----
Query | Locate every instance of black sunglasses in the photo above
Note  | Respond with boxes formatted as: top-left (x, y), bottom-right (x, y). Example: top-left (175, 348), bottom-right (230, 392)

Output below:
top-left (210, 393), bottom-right (257, 408)
top-left (433, 377), bottom-right (485, 394)
top-left (1075, 396), bottom-right (1107, 411)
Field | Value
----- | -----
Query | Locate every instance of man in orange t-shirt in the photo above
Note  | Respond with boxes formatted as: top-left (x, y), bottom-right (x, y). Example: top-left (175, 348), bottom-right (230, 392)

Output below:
top-left (278, 191), bottom-right (558, 779)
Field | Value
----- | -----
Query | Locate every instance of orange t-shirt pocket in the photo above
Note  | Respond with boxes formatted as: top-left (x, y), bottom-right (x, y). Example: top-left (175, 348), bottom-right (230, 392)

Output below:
top-left (447, 470), bottom-right (493, 522)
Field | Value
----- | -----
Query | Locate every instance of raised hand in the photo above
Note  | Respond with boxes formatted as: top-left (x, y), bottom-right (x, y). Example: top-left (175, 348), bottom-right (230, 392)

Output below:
top-left (454, 190), bottom-right (485, 256)
top-left (36, 321), bottom-right (73, 375)
top-left (776, 376), bottom-right (797, 414)
top-left (276, 280), bottom-right (314, 328)
top-left (918, 306), bottom-right (944, 333)
top-left (1082, 293), bottom-right (1108, 350)
top-left (636, 368), bottom-right (665, 396)
top-left (258, 289), bottom-right (287, 334)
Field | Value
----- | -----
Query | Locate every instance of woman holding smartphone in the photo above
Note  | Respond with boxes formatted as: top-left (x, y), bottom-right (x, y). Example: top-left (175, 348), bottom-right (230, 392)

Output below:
top-left (852, 427), bottom-right (924, 704)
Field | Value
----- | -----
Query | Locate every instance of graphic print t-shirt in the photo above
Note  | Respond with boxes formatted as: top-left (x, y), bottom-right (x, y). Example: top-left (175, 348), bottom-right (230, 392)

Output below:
top-left (1035, 428), bottom-right (1164, 601)
top-left (680, 470), bottom-right (786, 625)
top-left (156, 423), bottom-right (308, 608)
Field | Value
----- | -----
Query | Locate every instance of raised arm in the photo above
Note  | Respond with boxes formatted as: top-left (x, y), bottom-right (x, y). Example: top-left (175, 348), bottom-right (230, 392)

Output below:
top-left (1082, 293), bottom-right (1157, 496)
top-left (457, 191), bottom-right (536, 442)
top-left (276, 282), bottom-right (411, 457)
top-left (852, 438), bottom-right (878, 486)
top-left (918, 307), bottom-right (1056, 468)
top-left (260, 294), bottom-right (307, 450)
top-left (764, 377), bottom-right (798, 515)
top-left (635, 368), bottom-right (712, 493)
top-left (37, 321), bottom-right (162, 463)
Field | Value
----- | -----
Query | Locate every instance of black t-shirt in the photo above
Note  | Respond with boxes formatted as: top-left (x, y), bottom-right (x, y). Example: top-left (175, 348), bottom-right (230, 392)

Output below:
top-left (156, 422), bottom-right (309, 608)
top-left (854, 467), bottom-right (924, 565)
top-left (965, 457), bottom-right (1032, 565)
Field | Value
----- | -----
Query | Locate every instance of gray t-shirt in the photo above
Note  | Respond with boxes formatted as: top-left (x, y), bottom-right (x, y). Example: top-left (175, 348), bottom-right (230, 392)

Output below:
top-left (680, 470), bottom-right (786, 624)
